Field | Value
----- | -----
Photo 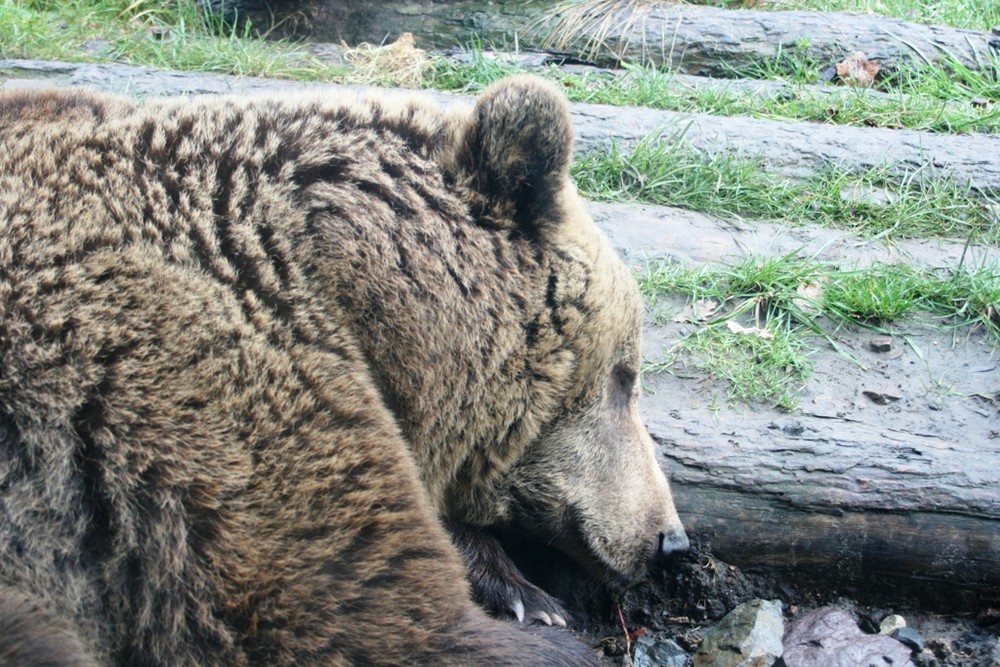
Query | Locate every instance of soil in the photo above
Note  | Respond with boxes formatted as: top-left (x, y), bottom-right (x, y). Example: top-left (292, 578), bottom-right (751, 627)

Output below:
top-left (510, 536), bottom-right (999, 666)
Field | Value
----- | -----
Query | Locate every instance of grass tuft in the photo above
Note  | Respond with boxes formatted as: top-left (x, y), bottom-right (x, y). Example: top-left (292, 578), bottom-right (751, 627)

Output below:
top-left (640, 256), bottom-right (1000, 408)
top-left (571, 130), bottom-right (997, 243)
top-left (683, 321), bottom-right (812, 410)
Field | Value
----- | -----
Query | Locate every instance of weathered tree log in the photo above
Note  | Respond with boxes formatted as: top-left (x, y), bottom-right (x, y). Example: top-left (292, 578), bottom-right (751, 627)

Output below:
top-left (4, 59), bottom-right (1000, 197)
top-left (535, 2), bottom-right (999, 75)
top-left (590, 198), bottom-right (1000, 612)
top-left (646, 408), bottom-right (1000, 611)
top-left (244, 0), bottom-right (999, 76)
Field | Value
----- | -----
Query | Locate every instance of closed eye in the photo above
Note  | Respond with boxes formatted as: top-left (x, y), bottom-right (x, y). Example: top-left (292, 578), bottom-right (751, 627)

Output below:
top-left (611, 364), bottom-right (637, 410)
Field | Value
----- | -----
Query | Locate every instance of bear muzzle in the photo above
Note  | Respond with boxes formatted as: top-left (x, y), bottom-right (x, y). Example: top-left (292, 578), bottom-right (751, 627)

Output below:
top-left (655, 526), bottom-right (690, 562)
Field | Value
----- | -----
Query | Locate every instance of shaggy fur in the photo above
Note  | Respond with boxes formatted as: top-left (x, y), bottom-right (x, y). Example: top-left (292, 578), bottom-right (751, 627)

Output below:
top-left (0, 76), bottom-right (683, 664)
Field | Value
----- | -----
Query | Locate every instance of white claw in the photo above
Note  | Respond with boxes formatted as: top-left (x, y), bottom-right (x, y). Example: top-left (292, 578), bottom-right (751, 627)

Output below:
top-left (531, 610), bottom-right (553, 626)
top-left (552, 613), bottom-right (567, 628)
top-left (511, 599), bottom-right (525, 623)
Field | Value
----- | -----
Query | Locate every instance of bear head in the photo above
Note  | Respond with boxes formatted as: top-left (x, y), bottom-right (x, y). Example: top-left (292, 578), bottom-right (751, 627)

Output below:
top-left (435, 77), bottom-right (689, 586)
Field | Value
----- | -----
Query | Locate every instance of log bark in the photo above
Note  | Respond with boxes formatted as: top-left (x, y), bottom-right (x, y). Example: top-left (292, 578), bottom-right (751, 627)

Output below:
top-left (597, 198), bottom-right (1000, 612)
top-left (646, 410), bottom-right (1000, 611)
top-left (247, 0), bottom-right (1000, 75)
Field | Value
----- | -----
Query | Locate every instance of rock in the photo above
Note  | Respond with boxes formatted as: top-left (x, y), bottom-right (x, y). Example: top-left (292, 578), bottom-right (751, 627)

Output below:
top-left (869, 336), bottom-right (894, 353)
top-left (783, 608), bottom-right (915, 667)
top-left (880, 614), bottom-right (907, 634)
top-left (977, 607), bottom-right (1000, 627)
top-left (633, 636), bottom-right (690, 667)
top-left (891, 626), bottom-right (925, 652)
top-left (693, 599), bottom-right (783, 667)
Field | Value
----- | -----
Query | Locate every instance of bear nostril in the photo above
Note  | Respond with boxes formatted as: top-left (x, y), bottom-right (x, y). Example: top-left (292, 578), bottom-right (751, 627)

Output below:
top-left (656, 528), bottom-right (690, 560)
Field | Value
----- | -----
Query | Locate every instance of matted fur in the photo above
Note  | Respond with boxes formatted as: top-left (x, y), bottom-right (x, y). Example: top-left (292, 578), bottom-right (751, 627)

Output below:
top-left (0, 77), bottom-right (682, 664)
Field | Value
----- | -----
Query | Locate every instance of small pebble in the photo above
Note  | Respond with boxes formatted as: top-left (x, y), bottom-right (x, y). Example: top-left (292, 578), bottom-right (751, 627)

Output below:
top-left (891, 625), bottom-right (924, 652)
top-left (869, 336), bottom-right (893, 353)
top-left (880, 614), bottom-right (906, 635)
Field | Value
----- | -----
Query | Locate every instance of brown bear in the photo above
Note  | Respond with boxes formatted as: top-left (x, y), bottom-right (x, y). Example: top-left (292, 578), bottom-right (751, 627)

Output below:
top-left (0, 75), bottom-right (687, 665)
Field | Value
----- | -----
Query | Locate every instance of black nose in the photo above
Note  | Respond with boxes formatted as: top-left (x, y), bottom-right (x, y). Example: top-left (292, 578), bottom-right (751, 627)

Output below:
top-left (656, 528), bottom-right (690, 560)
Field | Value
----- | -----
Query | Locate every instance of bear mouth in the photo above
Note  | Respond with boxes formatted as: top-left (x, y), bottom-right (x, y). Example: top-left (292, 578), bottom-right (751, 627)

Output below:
top-left (560, 506), bottom-right (648, 589)
top-left (510, 503), bottom-right (648, 591)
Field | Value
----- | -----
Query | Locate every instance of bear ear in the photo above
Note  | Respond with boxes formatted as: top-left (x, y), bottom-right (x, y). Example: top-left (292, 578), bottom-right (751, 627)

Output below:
top-left (450, 76), bottom-right (574, 234)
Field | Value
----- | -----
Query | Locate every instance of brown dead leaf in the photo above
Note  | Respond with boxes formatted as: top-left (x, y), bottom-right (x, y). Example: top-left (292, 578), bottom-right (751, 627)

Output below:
top-left (725, 320), bottom-right (774, 339)
top-left (836, 51), bottom-right (881, 88)
top-left (794, 280), bottom-right (825, 313)
top-left (862, 389), bottom-right (902, 405)
top-left (671, 298), bottom-right (720, 323)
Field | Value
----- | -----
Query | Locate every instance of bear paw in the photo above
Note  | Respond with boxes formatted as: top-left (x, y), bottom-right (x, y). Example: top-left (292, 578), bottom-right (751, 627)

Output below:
top-left (449, 523), bottom-right (570, 627)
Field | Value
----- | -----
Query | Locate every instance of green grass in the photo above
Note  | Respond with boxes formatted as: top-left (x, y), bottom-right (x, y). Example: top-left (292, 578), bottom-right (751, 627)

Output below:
top-left (767, 0), bottom-right (1000, 32)
top-left (639, 255), bottom-right (1000, 407)
top-left (429, 56), bottom-right (1000, 135)
top-left (682, 321), bottom-right (813, 410)
top-left (641, 255), bottom-right (1000, 332)
top-left (822, 266), bottom-right (919, 320)
top-left (570, 130), bottom-right (997, 243)
top-left (570, 128), bottom-right (794, 219)
top-left (0, 0), bottom-right (347, 79)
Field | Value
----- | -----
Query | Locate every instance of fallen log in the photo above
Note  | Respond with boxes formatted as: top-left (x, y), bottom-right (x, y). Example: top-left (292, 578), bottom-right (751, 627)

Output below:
top-left (246, 0), bottom-right (999, 75)
top-left (4, 59), bottom-right (1000, 197)
top-left (647, 407), bottom-right (1000, 611)
top-left (635, 270), bottom-right (1000, 612)
top-left (585, 198), bottom-right (1000, 612)
top-left (536, 2), bottom-right (999, 75)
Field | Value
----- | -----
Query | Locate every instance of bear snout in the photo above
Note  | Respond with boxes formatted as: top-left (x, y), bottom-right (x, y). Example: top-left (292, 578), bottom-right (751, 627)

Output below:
top-left (654, 526), bottom-right (690, 562)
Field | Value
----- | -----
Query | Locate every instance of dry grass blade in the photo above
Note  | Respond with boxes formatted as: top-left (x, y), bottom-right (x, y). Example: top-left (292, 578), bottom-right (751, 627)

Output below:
top-left (531, 0), bottom-right (665, 64)
top-left (344, 33), bottom-right (430, 88)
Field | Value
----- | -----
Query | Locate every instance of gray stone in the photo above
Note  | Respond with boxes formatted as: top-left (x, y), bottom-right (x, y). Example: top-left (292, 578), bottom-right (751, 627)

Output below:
top-left (783, 608), bottom-right (915, 667)
top-left (869, 337), bottom-right (894, 354)
top-left (694, 599), bottom-right (783, 667)
top-left (633, 636), bottom-right (690, 667)
top-left (891, 626), bottom-right (924, 652)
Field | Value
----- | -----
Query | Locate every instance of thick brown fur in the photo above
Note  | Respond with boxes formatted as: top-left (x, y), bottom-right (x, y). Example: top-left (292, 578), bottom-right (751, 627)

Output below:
top-left (0, 77), bottom-right (682, 664)
top-left (0, 588), bottom-right (97, 666)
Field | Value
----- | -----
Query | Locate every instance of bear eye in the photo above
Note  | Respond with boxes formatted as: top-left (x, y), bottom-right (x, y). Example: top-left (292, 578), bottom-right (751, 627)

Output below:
top-left (611, 364), bottom-right (637, 409)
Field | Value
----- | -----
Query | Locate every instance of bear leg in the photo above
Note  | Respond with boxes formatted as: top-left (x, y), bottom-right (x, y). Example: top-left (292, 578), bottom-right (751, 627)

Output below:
top-left (449, 523), bottom-right (571, 627)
